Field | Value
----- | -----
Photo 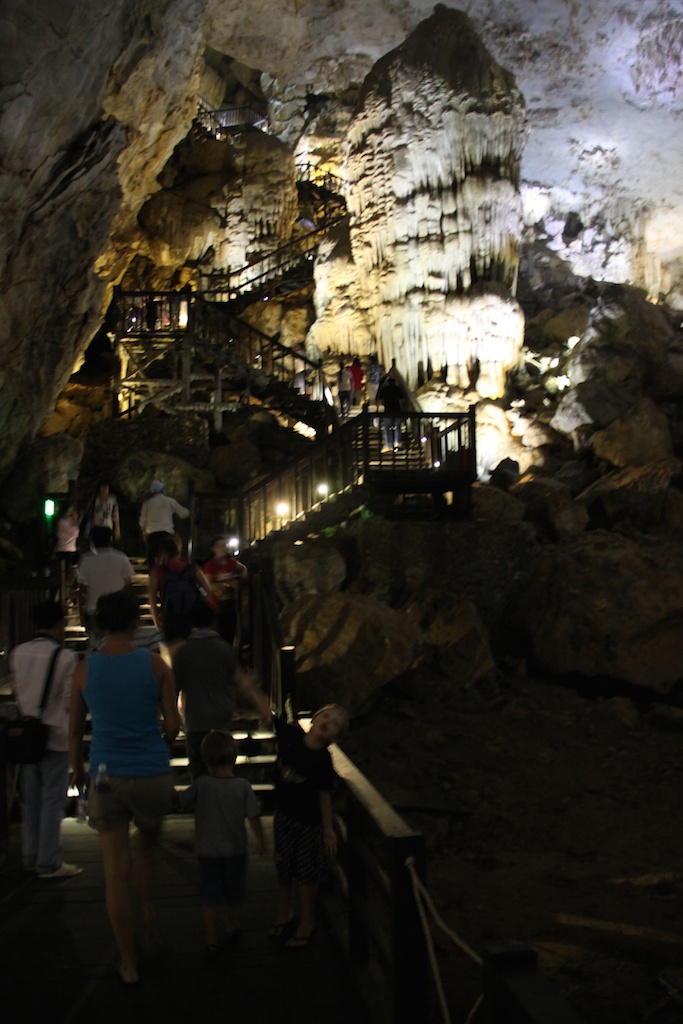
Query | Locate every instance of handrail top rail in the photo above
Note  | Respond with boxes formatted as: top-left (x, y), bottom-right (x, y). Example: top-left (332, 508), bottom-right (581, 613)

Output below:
top-left (193, 306), bottom-right (323, 374)
top-left (116, 288), bottom-right (194, 298)
top-left (330, 745), bottom-right (423, 843)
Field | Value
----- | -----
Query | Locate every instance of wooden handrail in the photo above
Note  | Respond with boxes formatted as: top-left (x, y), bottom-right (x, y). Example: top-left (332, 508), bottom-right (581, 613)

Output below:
top-left (327, 744), bottom-right (428, 1024)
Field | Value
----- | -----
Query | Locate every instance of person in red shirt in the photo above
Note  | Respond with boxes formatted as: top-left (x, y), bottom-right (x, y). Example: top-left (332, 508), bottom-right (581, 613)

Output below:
top-left (349, 355), bottom-right (364, 407)
top-left (202, 535), bottom-right (248, 647)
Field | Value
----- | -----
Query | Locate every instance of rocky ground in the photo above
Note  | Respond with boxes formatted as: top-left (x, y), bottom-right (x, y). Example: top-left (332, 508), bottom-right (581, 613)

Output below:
top-left (341, 667), bottom-right (683, 1024)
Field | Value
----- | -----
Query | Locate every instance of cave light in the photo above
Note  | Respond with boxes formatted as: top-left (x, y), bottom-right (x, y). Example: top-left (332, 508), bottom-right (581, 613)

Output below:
top-left (276, 502), bottom-right (288, 517)
top-left (317, 483), bottom-right (328, 497)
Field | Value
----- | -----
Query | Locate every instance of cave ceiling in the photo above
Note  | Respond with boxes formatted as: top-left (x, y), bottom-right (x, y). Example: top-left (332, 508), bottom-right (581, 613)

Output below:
top-left (1, 0), bottom-right (682, 481)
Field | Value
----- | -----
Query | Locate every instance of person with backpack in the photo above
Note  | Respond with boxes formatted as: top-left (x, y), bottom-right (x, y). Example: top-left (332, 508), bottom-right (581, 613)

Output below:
top-left (148, 536), bottom-right (214, 645)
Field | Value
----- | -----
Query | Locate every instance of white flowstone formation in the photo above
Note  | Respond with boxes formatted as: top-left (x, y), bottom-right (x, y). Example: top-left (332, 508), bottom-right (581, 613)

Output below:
top-left (343, 7), bottom-right (526, 394)
top-left (2, 0), bottom-right (683, 483)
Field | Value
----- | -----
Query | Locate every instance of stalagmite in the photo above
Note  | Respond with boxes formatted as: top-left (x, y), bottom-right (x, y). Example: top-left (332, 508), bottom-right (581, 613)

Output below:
top-left (341, 5), bottom-right (526, 395)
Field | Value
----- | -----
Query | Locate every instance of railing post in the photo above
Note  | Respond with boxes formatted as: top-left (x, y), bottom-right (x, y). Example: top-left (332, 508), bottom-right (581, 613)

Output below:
top-left (481, 944), bottom-right (586, 1023)
top-left (346, 802), bottom-right (370, 969)
top-left (361, 404), bottom-right (370, 478)
top-left (187, 479), bottom-right (196, 562)
top-left (469, 403), bottom-right (477, 478)
top-left (280, 645), bottom-right (297, 716)
top-left (389, 833), bottom-right (428, 1024)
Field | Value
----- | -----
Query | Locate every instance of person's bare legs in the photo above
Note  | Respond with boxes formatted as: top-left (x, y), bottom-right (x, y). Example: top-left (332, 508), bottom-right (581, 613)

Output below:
top-left (269, 881), bottom-right (295, 936)
top-left (136, 823), bottom-right (162, 952)
top-left (99, 826), bottom-right (138, 983)
top-left (287, 882), bottom-right (318, 946)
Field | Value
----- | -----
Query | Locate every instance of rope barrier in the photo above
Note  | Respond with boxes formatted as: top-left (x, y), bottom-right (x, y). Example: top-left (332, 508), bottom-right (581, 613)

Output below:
top-left (406, 855), bottom-right (483, 1024)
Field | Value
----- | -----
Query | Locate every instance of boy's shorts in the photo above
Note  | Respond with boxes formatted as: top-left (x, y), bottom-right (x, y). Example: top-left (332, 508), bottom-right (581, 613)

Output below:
top-left (198, 854), bottom-right (247, 906)
top-left (273, 810), bottom-right (326, 886)
top-left (87, 774), bottom-right (174, 833)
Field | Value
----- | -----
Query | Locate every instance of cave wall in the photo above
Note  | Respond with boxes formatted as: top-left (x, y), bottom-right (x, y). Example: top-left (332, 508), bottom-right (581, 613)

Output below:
top-left (2, 0), bottom-right (683, 487)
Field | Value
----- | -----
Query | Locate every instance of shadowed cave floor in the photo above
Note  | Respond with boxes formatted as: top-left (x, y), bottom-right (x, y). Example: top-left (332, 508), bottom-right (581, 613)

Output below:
top-left (341, 667), bottom-right (683, 1024)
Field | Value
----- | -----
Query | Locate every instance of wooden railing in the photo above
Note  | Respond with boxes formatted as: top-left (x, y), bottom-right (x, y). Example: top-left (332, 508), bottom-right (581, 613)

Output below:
top-left (327, 744), bottom-right (428, 1024)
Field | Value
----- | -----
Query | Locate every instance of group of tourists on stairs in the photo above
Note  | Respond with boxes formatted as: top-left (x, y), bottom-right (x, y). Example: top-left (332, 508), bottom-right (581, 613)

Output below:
top-left (8, 472), bottom-right (349, 985)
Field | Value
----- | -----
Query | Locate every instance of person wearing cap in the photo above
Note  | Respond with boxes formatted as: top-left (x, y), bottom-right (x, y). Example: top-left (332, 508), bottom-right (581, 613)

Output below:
top-left (139, 480), bottom-right (190, 568)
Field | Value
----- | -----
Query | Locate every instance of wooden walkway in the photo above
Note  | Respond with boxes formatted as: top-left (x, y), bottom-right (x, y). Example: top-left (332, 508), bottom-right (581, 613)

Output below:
top-left (0, 814), bottom-right (370, 1024)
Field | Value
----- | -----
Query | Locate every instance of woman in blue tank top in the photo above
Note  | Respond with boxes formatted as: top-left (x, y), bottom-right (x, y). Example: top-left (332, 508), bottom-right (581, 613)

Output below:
top-left (69, 589), bottom-right (180, 985)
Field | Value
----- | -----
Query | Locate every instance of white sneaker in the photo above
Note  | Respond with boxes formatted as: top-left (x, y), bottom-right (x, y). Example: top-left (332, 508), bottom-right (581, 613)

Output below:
top-left (37, 862), bottom-right (83, 879)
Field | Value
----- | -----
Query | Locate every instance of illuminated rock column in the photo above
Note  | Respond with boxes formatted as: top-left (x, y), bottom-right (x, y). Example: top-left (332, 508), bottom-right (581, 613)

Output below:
top-left (344, 6), bottom-right (526, 396)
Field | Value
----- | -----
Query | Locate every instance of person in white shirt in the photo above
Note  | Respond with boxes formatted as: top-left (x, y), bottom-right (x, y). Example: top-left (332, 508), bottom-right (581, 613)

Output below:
top-left (10, 601), bottom-right (82, 878)
top-left (81, 480), bottom-right (121, 544)
top-left (77, 526), bottom-right (134, 648)
top-left (139, 479), bottom-right (190, 567)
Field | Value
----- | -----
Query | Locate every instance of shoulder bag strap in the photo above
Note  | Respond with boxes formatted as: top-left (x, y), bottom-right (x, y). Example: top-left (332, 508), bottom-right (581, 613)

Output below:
top-left (37, 645), bottom-right (62, 717)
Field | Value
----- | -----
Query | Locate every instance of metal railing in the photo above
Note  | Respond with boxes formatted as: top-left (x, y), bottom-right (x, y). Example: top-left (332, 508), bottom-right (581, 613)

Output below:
top-left (296, 161), bottom-right (346, 197)
top-left (195, 98), bottom-right (269, 136)
top-left (111, 290), bottom-right (328, 421)
top-left (183, 407), bottom-right (476, 554)
top-left (200, 212), bottom-right (348, 301)
top-left (230, 407), bottom-right (476, 544)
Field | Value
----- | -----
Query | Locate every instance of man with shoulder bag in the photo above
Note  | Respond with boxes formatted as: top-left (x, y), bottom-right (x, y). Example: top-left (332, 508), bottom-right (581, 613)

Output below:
top-left (9, 601), bottom-right (82, 878)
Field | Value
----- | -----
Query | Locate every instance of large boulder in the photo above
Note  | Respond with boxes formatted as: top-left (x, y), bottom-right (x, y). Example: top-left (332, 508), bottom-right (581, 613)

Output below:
top-left (271, 537), bottom-right (347, 605)
top-left (550, 378), bottom-right (637, 437)
top-left (115, 449), bottom-right (214, 504)
top-left (280, 592), bottom-right (422, 715)
top-left (350, 518), bottom-right (543, 646)
top-left (208, 441), bottom-right (262, 487)
top-left (509, 473), bottom-right (590, 539)
top-left (515, 530), bottom-right (683, 693)
top-left (471, 481), bottom-right (525, 523)
top-left (577, 462), bottom-right (679, 531)
top-left (590, 397), bottom-right (675, 467)
top-left (401, 589), bottom-right (496, 683)
top-left (567, 285), bottom-right (675, 388)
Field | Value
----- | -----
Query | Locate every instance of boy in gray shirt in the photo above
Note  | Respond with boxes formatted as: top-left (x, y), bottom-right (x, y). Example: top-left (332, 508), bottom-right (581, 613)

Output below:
top-left (177, 730), bottom-right (266, 956)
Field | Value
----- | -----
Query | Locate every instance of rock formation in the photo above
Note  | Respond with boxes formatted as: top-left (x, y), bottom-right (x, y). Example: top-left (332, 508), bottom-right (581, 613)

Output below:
top-left (344, 7), bottom-right (526, 395)
top-left (1, 1), bottom-right (683, 482)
